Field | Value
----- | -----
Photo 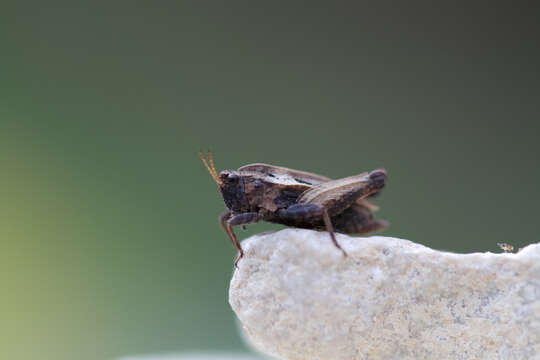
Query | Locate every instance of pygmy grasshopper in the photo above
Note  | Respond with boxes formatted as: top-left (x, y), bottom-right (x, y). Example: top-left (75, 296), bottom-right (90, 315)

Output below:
top-left (200, 151), bottom-right (388, 266)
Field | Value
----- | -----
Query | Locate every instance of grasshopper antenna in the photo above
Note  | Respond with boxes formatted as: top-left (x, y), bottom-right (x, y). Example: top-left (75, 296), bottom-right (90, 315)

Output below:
top-left (200, 150), bottom-right (223, 186)
top-left (207, 150), bottom-right (219, 179)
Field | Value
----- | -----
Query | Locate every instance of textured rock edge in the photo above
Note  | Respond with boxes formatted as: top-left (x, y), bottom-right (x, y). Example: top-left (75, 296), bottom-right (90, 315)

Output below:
top-left (229, 228), bottom-right (540, 360)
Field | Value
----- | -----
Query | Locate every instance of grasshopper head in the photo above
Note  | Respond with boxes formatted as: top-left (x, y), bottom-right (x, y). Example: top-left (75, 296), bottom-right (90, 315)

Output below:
top-left (218, 170), bottom-right (249, 212)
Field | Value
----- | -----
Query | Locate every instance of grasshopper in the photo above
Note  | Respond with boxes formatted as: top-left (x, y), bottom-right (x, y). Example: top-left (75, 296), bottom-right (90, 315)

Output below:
top-left (200, 151), bottom-right (388, 266)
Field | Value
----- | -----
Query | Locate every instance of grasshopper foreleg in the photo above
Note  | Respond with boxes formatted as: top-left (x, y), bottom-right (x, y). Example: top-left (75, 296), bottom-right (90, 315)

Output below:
top-left (220, 211), bottom-right (260, 267)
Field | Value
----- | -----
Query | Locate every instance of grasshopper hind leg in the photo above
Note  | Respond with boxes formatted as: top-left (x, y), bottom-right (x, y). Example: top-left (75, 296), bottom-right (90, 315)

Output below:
top-left (278, 203), bottom-right (347, 256)
top-left (322, 208), bottom-right (347, 257)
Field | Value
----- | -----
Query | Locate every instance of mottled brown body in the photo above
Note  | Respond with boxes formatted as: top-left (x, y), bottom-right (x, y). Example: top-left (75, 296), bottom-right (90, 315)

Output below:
top-left (200, 152), bottom-right (388, 266)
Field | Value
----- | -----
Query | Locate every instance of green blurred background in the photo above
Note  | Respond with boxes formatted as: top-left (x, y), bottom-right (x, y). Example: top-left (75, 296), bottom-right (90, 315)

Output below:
top-left (1, 2), bottom-right (539, 359)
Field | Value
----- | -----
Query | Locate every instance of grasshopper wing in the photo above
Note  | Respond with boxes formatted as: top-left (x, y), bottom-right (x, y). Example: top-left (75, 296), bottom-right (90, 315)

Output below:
top-left (297, 171), bottom-right (385, 216)
top-left (238, 163), bottom-right (332, 186)
top-left (239, 163), bottom-right (379, 210)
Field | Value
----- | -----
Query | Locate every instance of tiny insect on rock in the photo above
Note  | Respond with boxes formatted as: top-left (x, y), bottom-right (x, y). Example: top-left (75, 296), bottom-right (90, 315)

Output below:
top-left (200, 151), bottom-right (389, 267)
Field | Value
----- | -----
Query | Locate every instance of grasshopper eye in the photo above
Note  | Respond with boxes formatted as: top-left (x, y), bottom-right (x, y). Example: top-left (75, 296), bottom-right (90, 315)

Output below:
top-left (220, 172), bottom-right (239, 184)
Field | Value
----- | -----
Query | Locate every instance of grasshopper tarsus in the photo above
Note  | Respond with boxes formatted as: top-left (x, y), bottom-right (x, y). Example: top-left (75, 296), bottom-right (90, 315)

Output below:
top-left (234, 253), bottom-right (243, 269)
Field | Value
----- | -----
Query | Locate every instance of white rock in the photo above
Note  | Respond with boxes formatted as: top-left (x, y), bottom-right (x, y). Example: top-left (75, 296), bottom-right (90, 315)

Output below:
top-left (229, 229), bottom-right (540, 360)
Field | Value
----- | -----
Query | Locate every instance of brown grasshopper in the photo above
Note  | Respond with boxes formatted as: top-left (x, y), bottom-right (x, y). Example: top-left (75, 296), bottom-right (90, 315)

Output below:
top-left (200, 151), bottom-right (388, 266)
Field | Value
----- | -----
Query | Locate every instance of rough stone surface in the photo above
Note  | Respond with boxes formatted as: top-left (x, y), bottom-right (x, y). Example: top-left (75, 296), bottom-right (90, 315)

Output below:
top-left (229, 229), bottom-right (540, 360)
